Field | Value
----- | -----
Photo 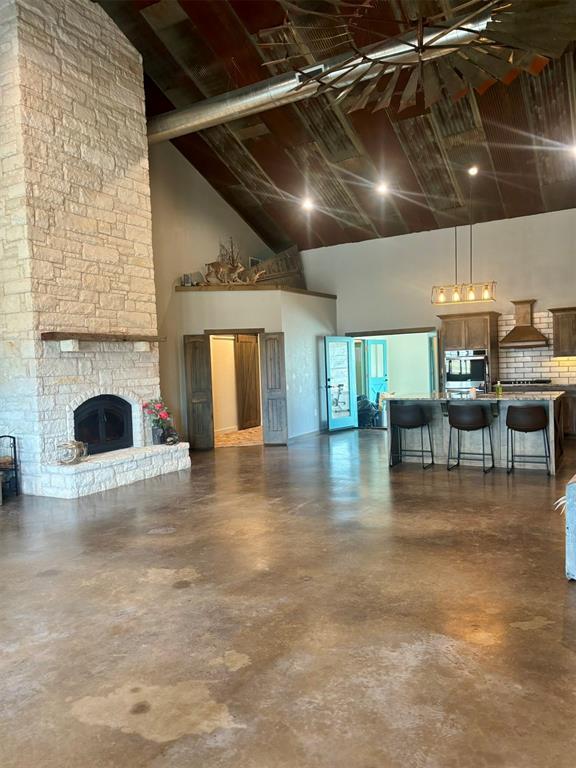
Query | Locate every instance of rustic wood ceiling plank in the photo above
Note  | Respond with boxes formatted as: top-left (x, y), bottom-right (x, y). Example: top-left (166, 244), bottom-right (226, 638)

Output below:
top-left (228, 0), bottom-right (286, 35)
top-left (180, 0), bottom-right (381, 245)
top-left (245, 133), bottom-right (344, 247)
top-left (144, 76), bottom-right (290, 250)
top-left (476, 77), bottom-right (545, 218)
top-left (96, 0), bottom-right (576, 248)
top-left (348, 107), bottom-right (439, 232)
top-left (179, 0), bottom-right (270, 88)
top-left (335, 154), bottom-right (408, 239)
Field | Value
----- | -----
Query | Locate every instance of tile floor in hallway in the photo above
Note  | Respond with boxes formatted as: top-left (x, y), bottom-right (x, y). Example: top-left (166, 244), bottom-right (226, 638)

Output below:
top-left (214, 426), bottom-right (263, 448)
top-left (1, 430), bottom-right (576, 768)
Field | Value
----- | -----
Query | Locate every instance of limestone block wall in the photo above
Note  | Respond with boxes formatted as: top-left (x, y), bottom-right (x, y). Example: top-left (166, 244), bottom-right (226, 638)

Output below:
top-left (0, 0), bottom-right (165, 495)
top-left (18, 0), bottom-right (157, 335)
top-left (0, 0), bottom-right (42, 472)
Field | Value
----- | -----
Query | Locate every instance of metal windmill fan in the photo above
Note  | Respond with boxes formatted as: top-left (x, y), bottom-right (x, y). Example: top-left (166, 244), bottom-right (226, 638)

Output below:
top-left (259, 0), bottom-right (576, 114)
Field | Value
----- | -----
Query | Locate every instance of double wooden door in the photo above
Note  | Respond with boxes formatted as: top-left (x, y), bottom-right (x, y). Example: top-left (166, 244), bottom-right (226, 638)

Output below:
top-left (184, 332), bottom-right (287, 449)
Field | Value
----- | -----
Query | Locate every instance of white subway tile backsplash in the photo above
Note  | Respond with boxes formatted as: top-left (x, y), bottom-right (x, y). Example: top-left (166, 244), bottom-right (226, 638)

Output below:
top-left (498, 311), bottom-right (576, 384)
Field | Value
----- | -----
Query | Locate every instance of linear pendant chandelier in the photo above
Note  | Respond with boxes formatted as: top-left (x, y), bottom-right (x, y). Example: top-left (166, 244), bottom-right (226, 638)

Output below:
top-left (431, 173), bottom-right (496, 306)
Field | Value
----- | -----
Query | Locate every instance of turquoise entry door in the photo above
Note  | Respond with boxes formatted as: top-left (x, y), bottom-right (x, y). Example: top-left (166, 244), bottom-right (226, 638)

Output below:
top-left (365, 339), bottom-right (388, 404)
top-left (324, 336), bottom-right (358, 431)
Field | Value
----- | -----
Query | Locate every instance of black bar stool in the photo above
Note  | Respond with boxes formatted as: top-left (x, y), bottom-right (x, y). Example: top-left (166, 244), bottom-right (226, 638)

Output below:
top-left (389, 404), bottom-right (434, 469)
top-left (506, 405), bottom-right (550, 475)
top-left (447, 404), bottom-right (494, 473)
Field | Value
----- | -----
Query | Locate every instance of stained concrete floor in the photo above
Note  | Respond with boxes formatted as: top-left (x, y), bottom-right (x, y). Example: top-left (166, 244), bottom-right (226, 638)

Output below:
top-left (1, 431), bottom-right (576, 768)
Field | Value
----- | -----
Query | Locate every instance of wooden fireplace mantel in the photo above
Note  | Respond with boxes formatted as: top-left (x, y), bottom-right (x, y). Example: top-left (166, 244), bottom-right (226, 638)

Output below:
top-left (40, 332), bottom-right (165, 342)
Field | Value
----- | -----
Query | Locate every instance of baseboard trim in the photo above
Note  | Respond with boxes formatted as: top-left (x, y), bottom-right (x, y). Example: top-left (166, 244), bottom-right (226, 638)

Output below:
top-left (287, 428), bottom-right (323, 444)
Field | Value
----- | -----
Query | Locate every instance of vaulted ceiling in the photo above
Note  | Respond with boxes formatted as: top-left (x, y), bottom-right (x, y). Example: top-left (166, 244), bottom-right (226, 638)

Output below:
top-left (98, 0), bottom-right (576, 252)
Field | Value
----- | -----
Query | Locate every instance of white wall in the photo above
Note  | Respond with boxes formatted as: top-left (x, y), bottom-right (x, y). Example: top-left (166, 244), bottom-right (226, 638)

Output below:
top-left (149, 141), bottom-right (273, 429)
top-left (357, 332), bottom-right (433, 397)
top-left (171, 291), bottom-right (283, 435)
top-left (171, 289), bottom-right (336, 440)
top-left (302, 209), bottom-right (576, 333)
top-left (387, 334), bottom-right (432, 395)
top-left (210, 336), bottom-right (238, 433)
top-left (281, 293), bottom-right (337, 439)
top-left (176, 291), bottom-right (283, 335)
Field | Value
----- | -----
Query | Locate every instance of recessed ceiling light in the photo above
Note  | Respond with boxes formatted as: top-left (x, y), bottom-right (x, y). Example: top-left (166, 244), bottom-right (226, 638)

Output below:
top-left (375, 181), bottom-right (389, 195)
top-left (468, 165), bottom-right (479, 176)
top-left (301, 197), bottom-right (314, 211)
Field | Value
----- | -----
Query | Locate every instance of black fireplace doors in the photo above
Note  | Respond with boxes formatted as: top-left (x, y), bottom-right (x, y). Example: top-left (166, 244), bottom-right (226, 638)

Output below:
top-left (74, 395), bottom-right (133, 455)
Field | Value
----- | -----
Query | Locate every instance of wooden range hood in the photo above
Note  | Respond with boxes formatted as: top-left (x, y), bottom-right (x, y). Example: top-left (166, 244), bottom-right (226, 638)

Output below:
top-left (499, 299), bottom-right (548, 349)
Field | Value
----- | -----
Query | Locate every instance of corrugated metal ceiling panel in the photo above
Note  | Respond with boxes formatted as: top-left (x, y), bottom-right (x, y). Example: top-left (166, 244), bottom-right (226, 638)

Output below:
top-left (393, 115), bottom-right (462, 211)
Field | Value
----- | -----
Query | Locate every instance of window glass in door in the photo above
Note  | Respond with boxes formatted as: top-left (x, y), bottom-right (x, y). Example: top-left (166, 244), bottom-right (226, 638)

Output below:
top-left (324, 337), bottom-right (358, 430)
top-left (365, 339), bottom-right (388, 403)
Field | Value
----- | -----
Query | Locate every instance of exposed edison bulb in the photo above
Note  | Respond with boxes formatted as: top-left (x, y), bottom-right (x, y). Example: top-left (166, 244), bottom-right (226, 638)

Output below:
top-left (438, 287), bottom-right (446, 303)
top-left (468, 285), bottom-right (476, 301)
top-left (482, 284), bottom-right (491, 300)
top-left (452, 286), bottom-right (461, 302)
top-left (301, 197), bottom-right (314, 211)
top-left (468, 165), bottom-right (479, 176)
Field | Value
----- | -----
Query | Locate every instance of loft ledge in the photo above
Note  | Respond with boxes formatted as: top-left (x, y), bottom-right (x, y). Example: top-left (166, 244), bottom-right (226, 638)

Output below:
top-left (40, 332), bottom-right (165, 342)
top-left (175, 284), bottom-right (337, 300)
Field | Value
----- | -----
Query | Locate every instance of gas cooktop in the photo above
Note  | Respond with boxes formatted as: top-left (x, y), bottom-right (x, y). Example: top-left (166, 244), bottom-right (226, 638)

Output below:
top-left (500, 379), bottom-right (552, 386)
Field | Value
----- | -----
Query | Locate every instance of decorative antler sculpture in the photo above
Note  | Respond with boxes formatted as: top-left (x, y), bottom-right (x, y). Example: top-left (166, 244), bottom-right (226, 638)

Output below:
top-left (201, 238), bottom-right (267, 285)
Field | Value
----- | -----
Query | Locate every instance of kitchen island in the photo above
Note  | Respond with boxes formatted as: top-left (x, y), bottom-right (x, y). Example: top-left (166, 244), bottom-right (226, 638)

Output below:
top-left (385, 392), bottom-right (566, 474)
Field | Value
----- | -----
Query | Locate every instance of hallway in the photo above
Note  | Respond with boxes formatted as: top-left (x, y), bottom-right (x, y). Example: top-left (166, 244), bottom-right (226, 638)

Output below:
top-left (1, 431), bottom-right (575, 767)
top-left (214, 426), bottom-right (263, 448)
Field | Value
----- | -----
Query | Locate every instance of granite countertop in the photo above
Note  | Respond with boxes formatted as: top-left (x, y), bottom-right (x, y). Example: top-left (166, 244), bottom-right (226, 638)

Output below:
top-left (476, 392), bottom-right (566, 401)
top-left (384, 391), bottom-right (566, 402)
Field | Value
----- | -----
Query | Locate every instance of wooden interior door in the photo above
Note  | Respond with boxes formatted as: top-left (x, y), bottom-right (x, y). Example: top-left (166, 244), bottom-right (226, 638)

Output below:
top-left (235, 334), bottom-right (261, 430)
top-left (183, 334), bottom-right (214, 450)
top-left (259, 332), bottom-right (288, 445)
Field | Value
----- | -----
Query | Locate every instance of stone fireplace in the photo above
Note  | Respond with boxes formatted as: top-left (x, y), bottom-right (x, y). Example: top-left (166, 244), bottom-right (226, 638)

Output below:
top-left (0, 0), bottom-right (190, 497)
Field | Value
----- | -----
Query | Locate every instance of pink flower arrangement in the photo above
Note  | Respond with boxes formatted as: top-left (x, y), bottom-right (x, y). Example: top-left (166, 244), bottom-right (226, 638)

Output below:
top-left (142, 398), bottom-right (173, 430)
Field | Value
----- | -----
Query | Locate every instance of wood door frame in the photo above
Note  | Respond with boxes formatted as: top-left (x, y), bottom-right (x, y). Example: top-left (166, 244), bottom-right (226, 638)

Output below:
top-left (345, 326), bottom-right (435, 337)
top-left (202, 328), bottom-right (266, 447)
top-left (204, 328), bottom-right (265, 336)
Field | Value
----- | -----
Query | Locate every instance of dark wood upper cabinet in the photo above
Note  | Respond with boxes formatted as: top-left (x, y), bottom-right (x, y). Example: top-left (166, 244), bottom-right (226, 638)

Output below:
top-left (437, 312), bottom-right (498, 351)
top-left (438, 312), bottom-right (500, 384)
top-left (465, 316), bottom-right (490, 349)
top-left (441, 318), bottom-right (466, 350)
top-left (549, 308), bottom-right (576, 357)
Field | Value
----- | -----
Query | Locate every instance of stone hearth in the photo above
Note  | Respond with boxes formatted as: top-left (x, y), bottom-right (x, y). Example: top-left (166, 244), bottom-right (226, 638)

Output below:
top-left (0, 0), bottom-right (190, 497)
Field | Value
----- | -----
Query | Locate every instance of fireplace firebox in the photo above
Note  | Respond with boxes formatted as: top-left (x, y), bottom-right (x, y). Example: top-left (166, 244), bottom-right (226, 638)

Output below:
top-left (74, 395), bottom-right (133, 455)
